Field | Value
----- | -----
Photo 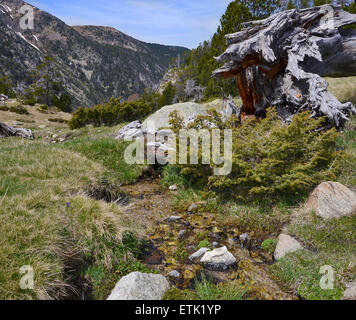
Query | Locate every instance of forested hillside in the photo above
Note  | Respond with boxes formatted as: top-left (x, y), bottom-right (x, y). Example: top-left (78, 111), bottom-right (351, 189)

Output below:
top-left (168, 0), bottom-right (356, 101)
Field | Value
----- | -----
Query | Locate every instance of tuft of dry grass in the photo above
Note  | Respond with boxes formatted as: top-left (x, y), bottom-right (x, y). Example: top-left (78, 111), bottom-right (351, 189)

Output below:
top-left (0, 99), bottom-right (71, 129)
top-left (326, 76), bottom-right (356, 105)
top-left (0, 137), bottom-right (133, 299)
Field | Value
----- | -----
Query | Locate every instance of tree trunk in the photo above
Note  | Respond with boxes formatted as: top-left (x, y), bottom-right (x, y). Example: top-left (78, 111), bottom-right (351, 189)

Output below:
top-left (213, 5), bottom-right (356, 128)
top-left (0, 122), bottom-right (34, 139)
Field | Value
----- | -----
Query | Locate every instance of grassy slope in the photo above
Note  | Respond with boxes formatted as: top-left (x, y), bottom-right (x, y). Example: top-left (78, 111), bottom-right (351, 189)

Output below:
top-left (0, 114), bottom-right (146, 299)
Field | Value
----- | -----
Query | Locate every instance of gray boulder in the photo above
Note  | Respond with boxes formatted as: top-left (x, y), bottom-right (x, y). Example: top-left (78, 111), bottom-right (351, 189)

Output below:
top-left (107, 272), bottom-right (170, 300)
top-left (274, 234), bottom-right (303, 260)
top-left (142, 102), bottom-right (210, 130)
top-left (306, 182), bottom-right (356, 219)
top-left (200, 246), bottom-right (236, 271)
top-left (115, 120), bottom-right (144, 140)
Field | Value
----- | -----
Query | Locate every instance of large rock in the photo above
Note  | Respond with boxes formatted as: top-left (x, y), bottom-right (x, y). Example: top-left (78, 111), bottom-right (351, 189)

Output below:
top-left (142, 102), bottom-right (209, 130)
top-left (107, 272), bottom-right (170, 300)
top-left (274, 234), bottom-right (303, 260)
top-left (115, 120), bottom-right (144, 140)
top-left (306, 182), bottom-right (356, 219)
top-left (200, 246), bottom-right (236, 271)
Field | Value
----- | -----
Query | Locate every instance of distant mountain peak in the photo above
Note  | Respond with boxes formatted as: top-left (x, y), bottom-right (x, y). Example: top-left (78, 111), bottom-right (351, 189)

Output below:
top-left (0, 0), bottom-right (190, 107)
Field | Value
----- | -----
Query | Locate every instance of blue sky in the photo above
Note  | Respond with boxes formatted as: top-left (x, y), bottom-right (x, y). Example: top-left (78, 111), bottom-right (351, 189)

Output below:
top-left (29, 0), bottom-right (232, 48)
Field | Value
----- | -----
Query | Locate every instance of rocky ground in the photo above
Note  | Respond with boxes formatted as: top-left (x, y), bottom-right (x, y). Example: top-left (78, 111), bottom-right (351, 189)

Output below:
top-left (118, 178), bottom-right (295, 300)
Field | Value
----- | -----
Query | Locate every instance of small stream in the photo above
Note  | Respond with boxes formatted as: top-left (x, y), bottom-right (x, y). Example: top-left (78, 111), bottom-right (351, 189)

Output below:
top-left (120, 178), bottom-right (296, 300)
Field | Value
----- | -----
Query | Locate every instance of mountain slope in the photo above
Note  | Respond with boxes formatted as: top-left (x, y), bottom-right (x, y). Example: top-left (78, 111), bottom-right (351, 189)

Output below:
top-left (0, 0), bottom-right (189, 107)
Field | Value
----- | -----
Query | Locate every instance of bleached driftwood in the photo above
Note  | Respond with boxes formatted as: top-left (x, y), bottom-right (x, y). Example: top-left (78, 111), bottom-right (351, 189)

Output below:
top-left (0, 122), bottom-right (34, 139)
top-left (213, 5), bottom-right (356, 128)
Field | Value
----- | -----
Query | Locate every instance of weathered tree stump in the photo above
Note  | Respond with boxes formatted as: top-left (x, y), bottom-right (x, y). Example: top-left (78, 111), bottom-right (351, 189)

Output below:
top-left (213, 5), bottom-right (356, 128)
top-left (0, 122), bottom-right (34, 139)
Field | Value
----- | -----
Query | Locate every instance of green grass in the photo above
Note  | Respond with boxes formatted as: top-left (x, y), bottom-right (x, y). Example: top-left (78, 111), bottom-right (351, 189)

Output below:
top-left (336, 116), bottom-right (356, 187)
top-left (164, 274), bottom-right (248, 300)
top-left (270, 203), bottom-right (356, 300)
top-left (270, 251), bottom-right (345, 300)
top-left (63, 136), bottom-right (142, 184)
top-left (0, 125), bottom-right (147, 300)
top-left (261, 239), bottom-right (278, 254)
top-left (327, 76), bottom-right (356, 106)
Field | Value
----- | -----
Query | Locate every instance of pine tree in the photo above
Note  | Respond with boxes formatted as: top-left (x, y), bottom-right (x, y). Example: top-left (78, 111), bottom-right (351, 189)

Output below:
top-left (24, 56), bottom-right (72, 111)
top-left (287, 0), bottom-right (296, 9)
top-left (159, 82), bottom-right (176, 108)
top-left (0, 75), bottom-right (16, 98)
top-left (176, 0), bottom-right (281, 101)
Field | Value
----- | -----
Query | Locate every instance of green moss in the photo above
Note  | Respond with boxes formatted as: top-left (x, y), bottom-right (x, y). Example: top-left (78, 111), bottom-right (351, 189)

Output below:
top-left (197, 239), bottom-right (210, 249)
top-left (163, 287), bottom-right (186, 300)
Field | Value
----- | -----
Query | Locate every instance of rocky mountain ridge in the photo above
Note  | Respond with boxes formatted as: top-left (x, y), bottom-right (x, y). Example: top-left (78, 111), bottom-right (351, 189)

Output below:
top-left (0, 0), bottom-right (189, 107)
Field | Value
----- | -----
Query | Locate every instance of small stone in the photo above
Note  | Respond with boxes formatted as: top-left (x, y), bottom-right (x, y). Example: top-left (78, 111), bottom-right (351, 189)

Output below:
top-left (342, 281), bottom-right (356, 300)
top-left (169, 184), bottom-right (178, 191)
top-left (274, 234), bottom-right (303, 260)
top-left (39, 125), bottom-right (46, 129)
top-left (187, 203), bottom-right (198, 213)
top-left (212, 242), bottom-right (219, 248)
top-left (168, 270), bottom-right (180, 278)
top-left (189, 247), bottom-right (210, 261)
top-left (239, 233), bottom-right (250, 248)
top-left (200, 246), bottom-right (236, 271)
top-left (167, 216), bottom-right (181, 223)
top-left (306, 182), bottom-right (356, 219)
top-left (107, 272), bottom-right (170, 300)
top-left (13, 121), bottom-right (23, 126)
top-left (178, 230), bottom-right (186, 239)
top-left (52, 134), bottom-right (58, 138)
